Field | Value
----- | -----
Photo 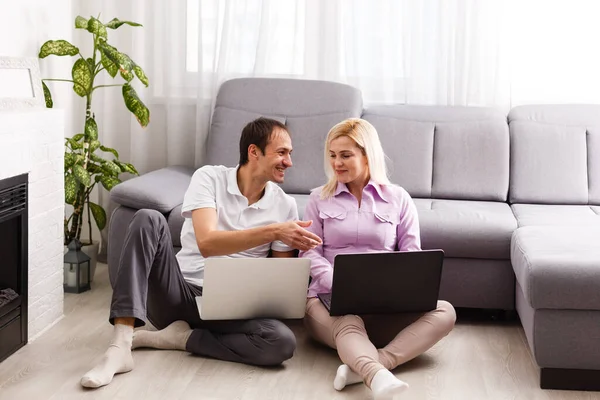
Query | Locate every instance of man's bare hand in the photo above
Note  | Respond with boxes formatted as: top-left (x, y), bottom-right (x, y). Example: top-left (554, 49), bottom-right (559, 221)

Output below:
top-left (275, 220), bottom-right (323, 251)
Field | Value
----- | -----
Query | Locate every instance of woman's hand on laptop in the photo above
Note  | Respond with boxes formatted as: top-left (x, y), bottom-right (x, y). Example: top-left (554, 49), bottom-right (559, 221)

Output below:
top-left (274, 220), bottom-right (323, 251)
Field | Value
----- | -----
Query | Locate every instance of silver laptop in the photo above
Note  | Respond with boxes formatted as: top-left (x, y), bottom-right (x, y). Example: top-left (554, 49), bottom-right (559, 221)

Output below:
top-left (196, 257), bottom-right (311, 320)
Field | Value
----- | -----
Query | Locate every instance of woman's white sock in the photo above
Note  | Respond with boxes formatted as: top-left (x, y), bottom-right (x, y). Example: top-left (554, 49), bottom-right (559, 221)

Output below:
top-left (333, 364), bottom-right (363, 390)
top-left (370, 368), bottom-right (409, 400)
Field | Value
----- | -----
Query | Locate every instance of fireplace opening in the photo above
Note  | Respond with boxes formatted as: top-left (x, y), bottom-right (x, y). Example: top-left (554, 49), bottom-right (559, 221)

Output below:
top-left (0, 173), bottom-right (28, 363)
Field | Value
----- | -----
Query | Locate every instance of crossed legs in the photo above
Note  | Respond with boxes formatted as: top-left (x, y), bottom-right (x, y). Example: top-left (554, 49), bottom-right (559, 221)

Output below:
top-left (304, 298), bottom-right (456, 398)
top-left (81, 209), bottom-right (296, 388)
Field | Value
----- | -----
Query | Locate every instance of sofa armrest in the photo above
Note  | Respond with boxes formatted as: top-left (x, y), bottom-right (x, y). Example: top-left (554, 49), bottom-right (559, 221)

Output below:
top-left (110, 166), bottom-right (196, 213)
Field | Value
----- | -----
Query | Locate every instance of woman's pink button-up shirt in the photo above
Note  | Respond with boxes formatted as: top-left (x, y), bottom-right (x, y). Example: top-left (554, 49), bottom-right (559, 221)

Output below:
top-left (299, 181), bottom-right (421, 298)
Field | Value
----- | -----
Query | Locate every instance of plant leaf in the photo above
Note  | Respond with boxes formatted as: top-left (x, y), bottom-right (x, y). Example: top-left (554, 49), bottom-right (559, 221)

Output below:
top-left (100, 176), bottom-right (121, 191)
top-left (116, 161), bottom-right (138, 175)
top-left (72, 133), bottom-right (85, 142)
top-left (98, 41), bottom-right (119, 65)
top-left (42, 82), bottom-right (53, 108)
top-left (66, 137), bottom-right (83, 150)
top-left (75, 16), bottom-right (89, 29)
top-left (99, 145), bottom-right (119, 159)
top-left (91, 154), bottom-right (107, 164)
top-left (118, 53), bottom-right (134, 82)
top-left (101, 51), bottom-right (118, 78)
top-left (88, 164), bottom-right (103, 174)
top-left (133, 65), bottom-right (149, 87)
top-left (65, 174), bottom-right (78, 204)
top-left (122, 84), bottom-right (150, 127)
top-left (88, 202), bottom-right (107, 230)
top-left (125, 163), bottom-right (139, 175)
top-left (89, 140), bottom-right (101, 152)
top-left (73, 164), bottom-right (92, 187)
top-left (87, 17), bottom-right (107, 39)
top-left (84, 118), bottom-right (98, 140)
top-left (98, 41), bottom-right (124, 79)
top-left (97, 41), bottom-right (134, 81)
top-left (103, 160), bottom-right (121, 176)
top-left (105, 18), bottom-right (142, 29)
top-left (39, 40), bottom-right (79, 58)
top-left (72, 58), bottom-right (92, 96)
top-left (64, 153), bottom-right (77, 169)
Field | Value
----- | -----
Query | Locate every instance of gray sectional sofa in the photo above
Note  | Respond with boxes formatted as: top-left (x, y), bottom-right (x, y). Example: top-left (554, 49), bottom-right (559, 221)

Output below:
top-left (107, 78), bottom-right (600, 391)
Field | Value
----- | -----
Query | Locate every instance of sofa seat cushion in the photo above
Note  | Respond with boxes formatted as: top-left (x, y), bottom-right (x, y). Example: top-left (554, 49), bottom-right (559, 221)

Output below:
top-left (512, 204), bottom-right (600, 227)
top-left (414, 198), bottom-right (517, 260)
top-left (511, 226), bottom-right (600, 310)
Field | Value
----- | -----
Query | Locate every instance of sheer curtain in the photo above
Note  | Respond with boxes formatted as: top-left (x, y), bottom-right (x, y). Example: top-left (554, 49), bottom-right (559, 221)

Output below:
top-left (70, 0), bottom-right (600, 257)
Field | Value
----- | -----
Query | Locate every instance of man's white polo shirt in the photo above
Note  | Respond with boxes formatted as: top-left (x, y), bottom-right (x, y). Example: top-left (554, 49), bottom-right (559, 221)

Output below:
top-left (176, 165), bottom-right (299, 287)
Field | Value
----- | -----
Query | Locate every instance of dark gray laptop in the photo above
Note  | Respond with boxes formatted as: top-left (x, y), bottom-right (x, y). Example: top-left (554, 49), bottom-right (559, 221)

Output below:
top-left (317, 250), bottom-right (444, 316)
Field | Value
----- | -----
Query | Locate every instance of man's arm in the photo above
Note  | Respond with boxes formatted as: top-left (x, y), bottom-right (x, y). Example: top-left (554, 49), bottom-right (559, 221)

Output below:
top-left (191, 208), bottom-right (321, 257)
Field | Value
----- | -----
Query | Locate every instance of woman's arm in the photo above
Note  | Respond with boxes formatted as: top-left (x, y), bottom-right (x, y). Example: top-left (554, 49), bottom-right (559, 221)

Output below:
top-left (396, 189), bottom-right (422, 251)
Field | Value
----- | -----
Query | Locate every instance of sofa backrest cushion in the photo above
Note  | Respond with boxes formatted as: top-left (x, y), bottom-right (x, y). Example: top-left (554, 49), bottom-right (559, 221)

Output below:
top-left (206, 78), bottom-right (363, 194)
top-left (362, 106), bottom-right (509, 201)
top-left (509, 105), bottom-right (600, 205)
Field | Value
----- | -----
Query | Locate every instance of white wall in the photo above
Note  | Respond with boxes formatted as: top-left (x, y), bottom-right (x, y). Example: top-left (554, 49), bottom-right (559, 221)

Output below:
top-left (0, 1), bottom-right (70, 57)
top-left (0, 0), bottom-right (76, 136)
top-left (0, 1), bottom-right (75, 339)
top-left (0, 1), bottom-right (106, 246)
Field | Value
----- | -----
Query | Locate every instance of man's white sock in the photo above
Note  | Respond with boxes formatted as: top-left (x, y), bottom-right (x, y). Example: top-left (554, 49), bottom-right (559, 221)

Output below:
top-left (80, 324), bottom-right (134, 388)
top-left (333, 364), bottom-right (363, 390)
top-left (132, 320), bottom-right (192, 351)
top-left (370, 368), bottom-right (409, 400)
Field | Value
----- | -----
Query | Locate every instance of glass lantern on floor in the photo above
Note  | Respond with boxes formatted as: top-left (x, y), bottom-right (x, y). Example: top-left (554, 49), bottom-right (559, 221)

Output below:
top-left (63, 239), bottom-right (91, 293)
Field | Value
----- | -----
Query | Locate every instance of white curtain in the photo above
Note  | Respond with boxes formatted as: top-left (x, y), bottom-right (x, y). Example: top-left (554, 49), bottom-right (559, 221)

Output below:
top-left (70, 0), bottom-right (600, 256)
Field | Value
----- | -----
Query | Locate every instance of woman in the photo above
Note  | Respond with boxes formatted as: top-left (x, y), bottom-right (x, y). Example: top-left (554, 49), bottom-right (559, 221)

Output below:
top-left (299, 118), bottom-right (456, 399)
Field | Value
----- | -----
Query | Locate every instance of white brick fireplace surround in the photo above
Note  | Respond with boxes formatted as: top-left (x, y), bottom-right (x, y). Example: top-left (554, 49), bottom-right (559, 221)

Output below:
top-left (0, 109), bottom-right (64, 340)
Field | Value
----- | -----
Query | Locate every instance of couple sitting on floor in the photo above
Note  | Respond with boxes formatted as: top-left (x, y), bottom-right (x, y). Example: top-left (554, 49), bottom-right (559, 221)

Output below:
top-left (81, 117), bottom-right (456, 400)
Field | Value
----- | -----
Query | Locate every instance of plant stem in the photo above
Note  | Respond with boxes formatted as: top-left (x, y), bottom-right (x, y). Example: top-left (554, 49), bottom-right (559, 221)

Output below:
top-left (78, 52), bottom-right (88, 65)
top-left (68, 189), bottom-right (85, 242)
top-left (43, 78), bottom-right (74, 83)
top-left (75, 203), bottom-right (84, 242)
top-left (43, 78), bottom-right (88, 94)
top-left (84, 185), bottom-right (94, 244)
top-left (87, 194), bottom-right (92, 245)
top-left (92, 84), bottom-right (123, 91)
top-left (68, 87), bottom-right (95, 243)
top-left (64, 217), bottom-right (69, 245)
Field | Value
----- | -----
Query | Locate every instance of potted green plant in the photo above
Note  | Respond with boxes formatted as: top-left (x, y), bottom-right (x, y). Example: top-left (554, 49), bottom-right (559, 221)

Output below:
top-left (39, 15), bottom-right (150, 283)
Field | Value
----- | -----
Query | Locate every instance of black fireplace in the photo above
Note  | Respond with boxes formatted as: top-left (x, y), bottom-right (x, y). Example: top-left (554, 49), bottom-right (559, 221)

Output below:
top-left (0, 173), bottom-right (28, 363)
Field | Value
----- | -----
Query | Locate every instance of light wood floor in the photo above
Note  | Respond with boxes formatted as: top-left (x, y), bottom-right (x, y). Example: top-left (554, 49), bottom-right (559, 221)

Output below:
top-left (0, 264), bottom-right (599, 400)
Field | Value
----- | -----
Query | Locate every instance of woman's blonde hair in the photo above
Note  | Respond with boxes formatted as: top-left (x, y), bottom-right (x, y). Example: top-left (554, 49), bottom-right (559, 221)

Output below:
top-left (321, 118), bottom-right (390, 199)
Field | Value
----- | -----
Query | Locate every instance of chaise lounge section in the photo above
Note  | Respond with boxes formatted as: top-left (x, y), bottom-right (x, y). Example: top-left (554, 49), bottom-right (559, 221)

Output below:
top-left (508, 105), bottom-right (600, 390)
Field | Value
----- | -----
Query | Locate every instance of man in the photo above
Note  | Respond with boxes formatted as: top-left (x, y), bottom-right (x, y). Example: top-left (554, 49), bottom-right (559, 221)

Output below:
top-left (81, 118), bottom-right (322, 388)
